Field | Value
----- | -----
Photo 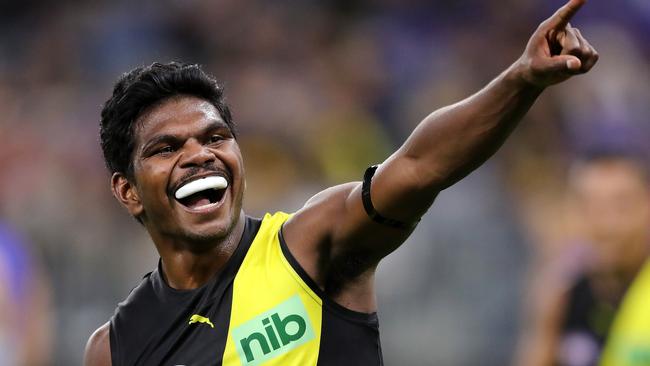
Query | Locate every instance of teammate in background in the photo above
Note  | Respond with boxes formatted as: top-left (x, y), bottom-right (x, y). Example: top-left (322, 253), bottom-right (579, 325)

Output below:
top-left (514, 151), bottom-right (650, 366)
top-left (84, 1), bottom-right (598, 365)
top-left (600, 256), bottom-right (650, 365)
top-left (0, 221), bottom-right (52, 365)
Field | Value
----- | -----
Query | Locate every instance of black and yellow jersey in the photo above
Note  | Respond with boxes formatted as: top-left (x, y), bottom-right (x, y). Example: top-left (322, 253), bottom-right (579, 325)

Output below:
top-left (110, 212), bottom-right (383, 365)
top-left (600, 260), bottom-right (650, 366)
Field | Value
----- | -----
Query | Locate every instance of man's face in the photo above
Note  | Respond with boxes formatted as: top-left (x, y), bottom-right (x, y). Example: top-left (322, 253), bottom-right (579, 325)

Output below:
top-left (125, 95), bottom-right (244, 246)
top-left (571, 159), bottom-right (650, 267)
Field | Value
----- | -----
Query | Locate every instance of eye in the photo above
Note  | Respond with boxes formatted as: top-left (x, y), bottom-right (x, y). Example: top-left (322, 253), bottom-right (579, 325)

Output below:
top-left (209, 134), bottom-right (224, 144)
top-left (157, 146), bottom-right (175, 155)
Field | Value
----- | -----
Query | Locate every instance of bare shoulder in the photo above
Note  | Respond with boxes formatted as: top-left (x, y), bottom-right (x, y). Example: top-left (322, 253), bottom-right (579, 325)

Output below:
top-left (284, 182), bottom-right (360, 249)
top-left (83, 322), bottom-right (112, 366)
top-left (286, 182), bottom-right (360, 236)
top-left (282, 182), bottom-right (359, 280)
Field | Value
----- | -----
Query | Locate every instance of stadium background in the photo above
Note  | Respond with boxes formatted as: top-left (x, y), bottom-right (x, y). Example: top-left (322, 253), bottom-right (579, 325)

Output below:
top-left (1, 0), bottom-right (649, 364)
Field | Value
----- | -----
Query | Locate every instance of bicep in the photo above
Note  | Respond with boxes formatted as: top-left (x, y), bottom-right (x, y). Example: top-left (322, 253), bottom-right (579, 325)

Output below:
top-left (330, 153), bottom-right (440, 258)
top-left (84, 322), bottom-right (112, 366)
top-left (284, 157), bottom-right (434, 278)
top-left (364, 153), bottom-right (440, 223)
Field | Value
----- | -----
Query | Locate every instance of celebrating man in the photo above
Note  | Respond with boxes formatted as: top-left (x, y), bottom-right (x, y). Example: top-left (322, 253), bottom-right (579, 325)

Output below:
top-left (84, 1), bottom-right (598, 364)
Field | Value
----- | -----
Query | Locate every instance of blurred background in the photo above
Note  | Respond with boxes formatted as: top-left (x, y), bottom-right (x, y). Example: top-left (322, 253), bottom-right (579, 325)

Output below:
top-left (1, 0), bottom-right (649, 364)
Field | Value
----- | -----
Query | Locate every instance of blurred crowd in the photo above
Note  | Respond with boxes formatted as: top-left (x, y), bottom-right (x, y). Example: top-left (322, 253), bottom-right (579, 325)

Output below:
top-left (1, 0), bottom-right (649, 364)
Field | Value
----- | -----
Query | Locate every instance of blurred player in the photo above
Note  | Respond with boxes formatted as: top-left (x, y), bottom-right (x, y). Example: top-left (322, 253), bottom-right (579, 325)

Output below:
top-left (84, 0), bottom-right (598, 364)
top-left (600, 256), bottom-right (650, 365)
top-left (0, 221), bottom-right (52, 365)
top-left (515, 151), bottom-right (650, 366)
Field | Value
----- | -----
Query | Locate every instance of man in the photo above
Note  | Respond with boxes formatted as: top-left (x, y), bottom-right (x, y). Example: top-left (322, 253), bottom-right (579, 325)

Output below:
top-left (515, 151), bottom-right (650, 366)
top-left (84, 0), bottom-right (598, 364)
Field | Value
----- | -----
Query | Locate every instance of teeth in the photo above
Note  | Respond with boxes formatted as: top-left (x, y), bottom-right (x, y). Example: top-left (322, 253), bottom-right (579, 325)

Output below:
top-left (175, 176), bottom-right (228, 200)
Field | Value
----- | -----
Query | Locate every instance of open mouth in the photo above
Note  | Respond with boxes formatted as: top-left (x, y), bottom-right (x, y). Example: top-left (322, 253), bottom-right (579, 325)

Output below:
top-left (174, 176), bottom-right (228, 210)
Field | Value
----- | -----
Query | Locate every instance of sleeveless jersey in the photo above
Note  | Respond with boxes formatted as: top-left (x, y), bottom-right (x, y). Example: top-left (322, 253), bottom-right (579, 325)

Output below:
top-left (109, 212), bottom-right (383, 365)
top-left (600, 260), bottom-right (650, 366)
top-left (557, 275), bottom-right (618, 366)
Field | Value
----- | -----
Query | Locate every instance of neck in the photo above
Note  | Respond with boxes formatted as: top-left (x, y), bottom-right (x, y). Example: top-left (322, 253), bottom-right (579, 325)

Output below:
top-left (605, 236), bottom-right (650, 279)
top-left (589, 236), bottom-right (650, 299)
top-left (155, 212), bottom-right (247, 290)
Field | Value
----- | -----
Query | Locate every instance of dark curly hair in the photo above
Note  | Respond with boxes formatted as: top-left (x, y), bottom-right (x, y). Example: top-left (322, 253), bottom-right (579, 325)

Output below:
top-left (100, 62), bottom-right (236, 178)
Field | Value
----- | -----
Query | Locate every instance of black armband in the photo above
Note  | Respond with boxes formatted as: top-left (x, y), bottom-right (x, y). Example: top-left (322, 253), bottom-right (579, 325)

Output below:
top-left (362, 165), bottom-right (420, 230)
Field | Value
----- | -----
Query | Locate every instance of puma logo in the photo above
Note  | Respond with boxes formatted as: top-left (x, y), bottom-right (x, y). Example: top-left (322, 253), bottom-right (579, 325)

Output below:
top-left (188, 314), bottom-right (214, 328)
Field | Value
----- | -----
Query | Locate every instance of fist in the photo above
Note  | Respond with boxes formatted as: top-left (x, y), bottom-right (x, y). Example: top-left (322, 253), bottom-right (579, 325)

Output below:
top-left (517, 0), bottom-right (599, 88)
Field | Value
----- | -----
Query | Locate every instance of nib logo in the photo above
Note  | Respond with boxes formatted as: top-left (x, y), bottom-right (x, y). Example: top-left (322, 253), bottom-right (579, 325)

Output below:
top-left (232, 295), bottom-right (315, 365)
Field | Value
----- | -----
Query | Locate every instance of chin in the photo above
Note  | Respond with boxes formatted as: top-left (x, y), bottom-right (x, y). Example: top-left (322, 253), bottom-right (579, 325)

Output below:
top-left (184, 226), bottom-right (228, 243)
top-left (145, 189), bottom-right (244, 250)
top-left (179, 213), bottom-right (241, 249)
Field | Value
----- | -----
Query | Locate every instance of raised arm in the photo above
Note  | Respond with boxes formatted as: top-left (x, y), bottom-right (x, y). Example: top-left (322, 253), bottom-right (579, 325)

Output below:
top-left (283, 0), bottom-right (598, 299)
top-left (373, 0), bottom-right (597, 220)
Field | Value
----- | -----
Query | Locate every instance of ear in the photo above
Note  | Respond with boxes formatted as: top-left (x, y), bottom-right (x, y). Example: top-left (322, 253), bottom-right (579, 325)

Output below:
top-left (111, 172), bottom-right (144, 218)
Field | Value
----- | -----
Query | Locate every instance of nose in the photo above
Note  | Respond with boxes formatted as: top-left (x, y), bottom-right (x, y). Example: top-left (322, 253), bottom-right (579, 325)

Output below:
top-left (178, 139), bottom-right (216, 168)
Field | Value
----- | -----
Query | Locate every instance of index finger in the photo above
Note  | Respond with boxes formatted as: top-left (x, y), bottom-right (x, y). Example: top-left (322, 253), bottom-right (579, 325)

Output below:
top-left (544, 0), bottom-right (586, 30)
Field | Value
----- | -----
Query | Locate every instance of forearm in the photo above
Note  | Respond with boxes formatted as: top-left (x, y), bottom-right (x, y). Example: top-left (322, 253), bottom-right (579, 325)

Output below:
top-left (397, 62), bottom-right (542, 191)
top-left (393, 0), bottom-right (600, 195)
top-left (370, 0), bottom-right (596, 225)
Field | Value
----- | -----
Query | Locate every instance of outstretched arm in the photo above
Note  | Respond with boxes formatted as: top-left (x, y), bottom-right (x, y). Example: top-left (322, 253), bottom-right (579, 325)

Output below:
top-left (284, 0), bottom-right (598, 298)
top-left (373, 0), bottom-right (597, 221)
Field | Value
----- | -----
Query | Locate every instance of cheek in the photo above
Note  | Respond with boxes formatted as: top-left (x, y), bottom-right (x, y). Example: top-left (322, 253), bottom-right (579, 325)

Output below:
top-left (224, 148), bottom-right (245, 198)
top-left (235, 146), bottom-right (245, 175)
top-left (222, 143), bottom-right (244, 175)
top-left (135, 162), bottom-right (173, 202)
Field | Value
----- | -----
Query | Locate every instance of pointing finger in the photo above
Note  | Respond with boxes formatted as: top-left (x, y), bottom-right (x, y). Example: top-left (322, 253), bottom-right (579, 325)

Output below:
top-left (543, 0), bottom-right (587, 30)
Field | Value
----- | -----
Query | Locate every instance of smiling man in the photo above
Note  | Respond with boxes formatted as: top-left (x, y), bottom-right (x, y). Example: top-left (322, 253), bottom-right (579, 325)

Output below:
top-left (84, 1), bottom-right (598, 365)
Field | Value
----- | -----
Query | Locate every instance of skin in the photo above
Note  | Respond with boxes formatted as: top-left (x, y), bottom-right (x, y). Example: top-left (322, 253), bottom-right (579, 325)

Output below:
top-left (84, 0), bottom-right (598, 364)
top-left (571, 160), bottom-right (650, 274)
top-left (514, 159), bottom-right (650, 366)
top-left (113, 96), bottom-right (247, 289)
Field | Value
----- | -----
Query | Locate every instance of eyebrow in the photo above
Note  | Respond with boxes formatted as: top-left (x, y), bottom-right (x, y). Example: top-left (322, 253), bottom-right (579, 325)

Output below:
top-left (140, 119), bottom-right (230, 154)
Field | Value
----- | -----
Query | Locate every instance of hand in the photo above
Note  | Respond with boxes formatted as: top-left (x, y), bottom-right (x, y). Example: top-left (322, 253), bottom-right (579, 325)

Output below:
top-left (516, 0), bottom-right (599, 88)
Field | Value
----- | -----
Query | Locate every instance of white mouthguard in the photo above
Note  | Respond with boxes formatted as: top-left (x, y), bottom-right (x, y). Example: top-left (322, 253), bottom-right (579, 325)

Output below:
top-left (174, 176), bottom-right (228, 200)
